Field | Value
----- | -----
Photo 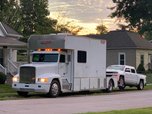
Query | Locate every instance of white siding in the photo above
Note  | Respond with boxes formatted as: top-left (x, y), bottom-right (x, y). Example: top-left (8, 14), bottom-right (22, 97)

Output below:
top-left (65, 36), bottom-right (106, 91)
top-left (136, 50), bottom-right (152, 70)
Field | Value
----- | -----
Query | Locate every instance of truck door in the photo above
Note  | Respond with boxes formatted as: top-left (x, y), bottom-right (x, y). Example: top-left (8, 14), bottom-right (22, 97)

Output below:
top-left (124, 68), bottom-right (132, 85)
top-left (59, 52), bottom-right (72, 89)
top-left (59, 53), bottom-right (67, 77)
top-left (130, 68), bottom-right (138, 85)
top-left (125, 68), bottom-right (137, 85)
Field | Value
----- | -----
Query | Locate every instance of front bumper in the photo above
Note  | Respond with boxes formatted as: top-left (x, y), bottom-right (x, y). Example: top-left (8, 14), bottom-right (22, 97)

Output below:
top-left (12, 83), bottom-right (50, 93)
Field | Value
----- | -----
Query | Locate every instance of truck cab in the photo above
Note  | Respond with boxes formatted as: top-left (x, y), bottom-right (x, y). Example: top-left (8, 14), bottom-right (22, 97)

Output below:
top-left (13, 49), bottom-right (73, 97)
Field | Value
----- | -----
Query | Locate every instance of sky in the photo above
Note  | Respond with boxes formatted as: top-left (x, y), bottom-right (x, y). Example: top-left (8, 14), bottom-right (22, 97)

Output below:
top-left (48, 0), bottom-right (121, 35)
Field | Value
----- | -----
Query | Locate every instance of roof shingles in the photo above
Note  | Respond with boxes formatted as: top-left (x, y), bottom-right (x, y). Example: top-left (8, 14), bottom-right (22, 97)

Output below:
top-left (87, 30), bottom-right (152, 50)
top-left (0, 22), bottom-right (22, 38)
top-left (0, 36), bottom-right (26, 47)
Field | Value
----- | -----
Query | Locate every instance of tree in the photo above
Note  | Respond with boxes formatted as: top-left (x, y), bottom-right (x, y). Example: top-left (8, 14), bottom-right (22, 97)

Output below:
top-left (56, 23), bottom-right (83, 35)
top-left (111, 0), bottom-right (152, 35)
top-left (96, 24), bottom-right (108, 35)
top-left (143, 31), bottom-right (152, 41)
top-left (55, 15), bottom-right (83, 35)
top-left (0, 0), bottom-right (22, 32)
top-left (20, 0), bottom-right (57, 37)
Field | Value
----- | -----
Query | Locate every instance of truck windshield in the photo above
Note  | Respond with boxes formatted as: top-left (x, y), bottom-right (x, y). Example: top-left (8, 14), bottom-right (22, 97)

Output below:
top-left (32, 53), bottom-right (59, 62)
top-left (107, 65), bottom-right (125, 71)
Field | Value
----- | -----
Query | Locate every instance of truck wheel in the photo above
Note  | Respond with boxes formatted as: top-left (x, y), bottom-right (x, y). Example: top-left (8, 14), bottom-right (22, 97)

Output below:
top-left (118, 77), bottom-right (125, 91)
top-left (17, 91), bottom-right (28, 96)
top-left (48, 80), bottom-right (60, 97)
top-left (137, 80), bottom-right (144, 90)
top-left (106, 79), bottom-right (113, 92)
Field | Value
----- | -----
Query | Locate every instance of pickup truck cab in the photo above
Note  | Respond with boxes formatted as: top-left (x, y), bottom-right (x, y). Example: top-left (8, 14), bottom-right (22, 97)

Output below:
top-left (106, 65), bottom-right (146, 90)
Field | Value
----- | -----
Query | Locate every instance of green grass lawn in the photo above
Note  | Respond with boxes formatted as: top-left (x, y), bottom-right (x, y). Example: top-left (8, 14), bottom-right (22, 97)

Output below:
top-left (0, 84), bottom-right (17, 100)
top-left (82, 107), bottom-right (152, 114)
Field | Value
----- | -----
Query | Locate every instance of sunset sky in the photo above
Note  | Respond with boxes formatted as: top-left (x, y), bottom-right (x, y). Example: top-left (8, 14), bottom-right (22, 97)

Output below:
top-left (48, 0), bottom-right (121, 35)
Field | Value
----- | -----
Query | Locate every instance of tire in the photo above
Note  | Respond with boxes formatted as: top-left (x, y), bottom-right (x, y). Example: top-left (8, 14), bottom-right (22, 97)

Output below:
top-left (106, 79), bottom-right (113, 92)
top-left (137, 80), bottom-right (144, 90)
top-left (118, 77), bottom-right (125, 91)
top-left (48, 80), bottom-right (61, 98)
top-left (17, 91), bottom-right (28, 96)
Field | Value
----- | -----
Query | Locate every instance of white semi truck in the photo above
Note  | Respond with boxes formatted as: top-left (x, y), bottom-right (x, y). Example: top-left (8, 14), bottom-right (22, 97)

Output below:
top-left (12, 34), bottom-right (118, 97)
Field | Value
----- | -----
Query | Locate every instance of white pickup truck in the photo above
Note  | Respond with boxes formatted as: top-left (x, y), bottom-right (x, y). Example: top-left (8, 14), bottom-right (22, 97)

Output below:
top-left (106, 65), bottom-right (146, 90)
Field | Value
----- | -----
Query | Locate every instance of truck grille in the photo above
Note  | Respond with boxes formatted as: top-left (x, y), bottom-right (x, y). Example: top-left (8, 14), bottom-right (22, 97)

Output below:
top-left (106, 72), bottom-right (118, 77)
top-left (20, 67), bottom-right (36, 84)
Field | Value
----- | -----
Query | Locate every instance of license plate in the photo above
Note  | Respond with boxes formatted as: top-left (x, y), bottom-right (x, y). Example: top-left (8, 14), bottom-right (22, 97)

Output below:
top-left (20, 88), bottom-right (34, 92)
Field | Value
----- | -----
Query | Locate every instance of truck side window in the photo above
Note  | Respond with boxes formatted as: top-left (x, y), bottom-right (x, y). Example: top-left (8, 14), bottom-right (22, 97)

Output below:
top-left (60, 54), bottom-right (65, 63)
top-left (77, 51), bottom-right (87, 63)
top-left (125, 68), bottom-right (130, 72)
top-left (131, 69), bottom-right (135, 73)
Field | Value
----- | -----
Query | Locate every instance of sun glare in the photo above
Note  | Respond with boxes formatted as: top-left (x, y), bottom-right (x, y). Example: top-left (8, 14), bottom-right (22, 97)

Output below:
top-left (48, 0), bottom-right (120, 35)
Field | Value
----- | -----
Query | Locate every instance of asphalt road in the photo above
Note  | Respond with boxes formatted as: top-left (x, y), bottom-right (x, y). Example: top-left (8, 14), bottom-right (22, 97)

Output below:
top-left (0, 90), bottom-right (152, 114)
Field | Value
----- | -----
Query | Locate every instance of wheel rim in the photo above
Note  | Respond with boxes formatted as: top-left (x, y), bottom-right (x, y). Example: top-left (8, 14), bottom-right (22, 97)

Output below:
top-left (140, 82), bottom-right (144, 89)
top-left (119, 78), bottom-right (124, 87)
top-left (109, 81), bottom-right (113, 91)
top-left (51, 83), bottom-right (59, 96)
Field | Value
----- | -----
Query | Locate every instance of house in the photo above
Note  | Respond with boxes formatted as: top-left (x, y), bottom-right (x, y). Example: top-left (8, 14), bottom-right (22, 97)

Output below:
top-left (0, 22), bottom-right (26, 75)
top-left (87, 30), bottom-right (152, 70)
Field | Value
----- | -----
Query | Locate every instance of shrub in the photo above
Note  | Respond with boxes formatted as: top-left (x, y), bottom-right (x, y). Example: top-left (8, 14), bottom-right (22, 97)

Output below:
top-left (0, 72), bottom-right (7, 84)
top-left (137, 64), bottom-right (145, 74)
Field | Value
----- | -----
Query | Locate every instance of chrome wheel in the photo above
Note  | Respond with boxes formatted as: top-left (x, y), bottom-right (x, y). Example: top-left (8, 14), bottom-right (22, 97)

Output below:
top-left (106, 79), bottom-right (113, 92)
top-left (137, 80), bottom-right (144, 90)
top-left (51, 83), bottom-right (59, 96)
top-left (49, 80), bottom-right (60, 97)
top-left (118, 77), bottom-right (125, 91)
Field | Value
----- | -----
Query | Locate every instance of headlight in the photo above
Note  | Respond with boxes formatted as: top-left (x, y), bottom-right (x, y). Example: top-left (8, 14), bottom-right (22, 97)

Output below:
top-left (38, 78), bottom-right (48, 83)
top-left (12, 76), bottom-right (19, 82)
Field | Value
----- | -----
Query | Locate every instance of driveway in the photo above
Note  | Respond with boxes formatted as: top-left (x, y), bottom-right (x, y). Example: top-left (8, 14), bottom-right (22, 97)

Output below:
top-left (0, 90), bottom-right (152, 114)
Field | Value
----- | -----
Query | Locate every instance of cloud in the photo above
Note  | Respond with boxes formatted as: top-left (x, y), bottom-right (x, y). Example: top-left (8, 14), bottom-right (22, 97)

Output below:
top-left (48, 0), bottom-right (118, 34)
top-left (49, 0), bottom-right (114, 23)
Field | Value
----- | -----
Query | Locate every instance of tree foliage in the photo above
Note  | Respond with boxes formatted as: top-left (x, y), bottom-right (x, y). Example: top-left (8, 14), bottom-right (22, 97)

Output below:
top-left (0, 0), bottom-right (21, 32)
top-left (111, 0), bottom-right (152, 35)
top-left (144, 31), bottom-right (152, 41)
top-left (0, 0), bottom-right (57, 41)
top-left (56, 23), bottom-right (83, 35)
top-left (55, 15), bottom-right (83, 35)
top-left (96, 24), bottom-right (108, 35)
top-left (20, 0), bottom-right (57, 37)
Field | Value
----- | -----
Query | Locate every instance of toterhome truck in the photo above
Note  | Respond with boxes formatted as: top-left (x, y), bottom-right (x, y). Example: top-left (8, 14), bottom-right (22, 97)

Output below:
top-left (12, 34), bottom-right (117, 97)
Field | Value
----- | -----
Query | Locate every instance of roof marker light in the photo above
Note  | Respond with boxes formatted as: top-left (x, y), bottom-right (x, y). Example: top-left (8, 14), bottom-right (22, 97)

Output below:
top-left (58, 49), bottom-right (61, 52)
top-left (38, 49), bottom-right (41, 51)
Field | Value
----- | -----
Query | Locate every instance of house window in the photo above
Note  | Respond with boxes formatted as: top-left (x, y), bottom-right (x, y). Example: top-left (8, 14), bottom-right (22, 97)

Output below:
top-left (118, 53), bottom-right (126, 65)
top-left (77, 51), bottom-right (87, 63)
top-left (140, 55), bottom-right (144, 65)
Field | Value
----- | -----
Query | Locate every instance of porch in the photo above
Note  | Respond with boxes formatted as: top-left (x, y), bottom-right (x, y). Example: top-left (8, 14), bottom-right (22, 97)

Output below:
top-left (0, 36), bottom-right (27, 76)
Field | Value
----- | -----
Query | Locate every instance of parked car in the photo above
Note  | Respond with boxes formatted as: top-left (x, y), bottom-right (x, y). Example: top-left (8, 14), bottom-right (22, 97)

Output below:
top-left (106, 65), bottom-right (146, 90)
